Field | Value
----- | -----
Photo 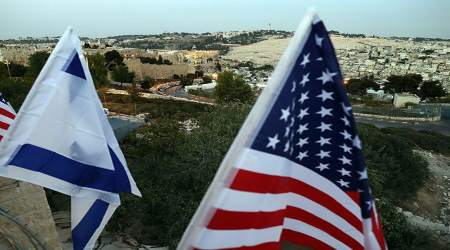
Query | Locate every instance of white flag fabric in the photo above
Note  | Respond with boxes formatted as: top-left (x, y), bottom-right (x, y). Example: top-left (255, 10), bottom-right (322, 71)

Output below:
top-left (0, 27), bottom-right (140, 250)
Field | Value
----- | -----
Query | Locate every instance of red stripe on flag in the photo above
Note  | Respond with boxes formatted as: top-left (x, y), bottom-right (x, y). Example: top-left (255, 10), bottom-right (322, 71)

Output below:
top-left (230, 169), bottom-right (363, 232)
top-left (0, 121), bottom-right (10, 130)
top-left (281, 229), bottom-right (335, 250)
top-left (346, 191), bottom-right (361, 205)
top-left (371, 208), bottom-right (387, 250)
top-left (286, 206), bottom-right (364, 250)
top-left (193, 242), bottom-right (281, 250)
top-left (208, 209), bottom-right (285, 230)
top-left (0, 108), bottom-right (15, 120)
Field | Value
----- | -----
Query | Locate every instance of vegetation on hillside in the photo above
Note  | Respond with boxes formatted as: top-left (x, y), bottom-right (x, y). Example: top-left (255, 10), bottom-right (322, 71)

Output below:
top-left (101, 95), bottom-right (446, 249)
top-left (214, 71), bottom-right (254, 103)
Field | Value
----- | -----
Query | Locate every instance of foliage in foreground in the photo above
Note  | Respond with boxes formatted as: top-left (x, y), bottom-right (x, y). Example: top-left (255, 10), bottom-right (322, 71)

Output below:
top-left (106, 103), bottom-right (441, 249)
top-left (109, 104), bottom-right (251, 247)
top-left (380, 127), bottom-right (450, 155)
top-left (0, 78), bottom-right (34, 110)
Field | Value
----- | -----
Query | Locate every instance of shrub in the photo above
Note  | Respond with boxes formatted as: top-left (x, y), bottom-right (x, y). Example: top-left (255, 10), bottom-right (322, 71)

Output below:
top-left (358, 123), bottom-right (429, 201)
top-left (214, 71), bottom-right (254, 103)
top-left (0, 78), bottom-right (34, 110)
top-left (381, 127), bottom-right (450, 155)
top-left (108, 104), bottom-right (251, 247)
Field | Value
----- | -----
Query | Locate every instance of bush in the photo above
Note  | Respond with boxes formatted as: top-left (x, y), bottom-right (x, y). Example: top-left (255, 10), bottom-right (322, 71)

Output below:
top-left (358, 123), bottom-right (429, 201)
top-left (27, 51), bottom-right (50, 77)
top-left (381, 127), bottom-right (450, 155)
top-left (0, 78), bottom-right (34, 110)
top-left (112, 65), bottom-right (135, 83)
top-left (214, 71), bottom-right (254, 103)
top-left (378, 200), bottom-right (447, 250)
top-left (108, 106), bottom-right (436, 248)
top-left (103, 94), bottom-right (212, 119)
top-left (109, 104), bottom-right (251, 247)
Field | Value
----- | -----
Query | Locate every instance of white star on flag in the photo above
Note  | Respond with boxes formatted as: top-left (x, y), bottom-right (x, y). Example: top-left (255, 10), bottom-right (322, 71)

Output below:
top-left (296, 137), bottom-right (309, 147)
top-left (296, 151), bottom-right (308, 160)
top-left (316, 136), bottom-right (331, 146)
top-left (316, 122), bottom-right (332, 132)
top-left (316, 68), bottom-right (337, 84)
top-left (299, 73), bottom-right (310, 87)
top-left (297, 123), bottom-right (309, 134)
top-left (298, 92), bottom-right (309, 104)
top-left (337, 179), bottom-right (350, 188)
top-left (266, 134), bottom-right (280, 149)
top-left (300, 53), bottom-right (311, 68)
top-left (298, 108), bottom-right (309, 119)
top-left (316, 106), bottom-right (333, 118)
top-left (340, 130), bottom-right (352, 140)
top-left (280, 107), bottom-right (291, 122)
top-left (316, 150), bottom-right (331, 159)
top-left (317, 90), bottom-right (334, 102)
top-left (338, 168), bottom-right (352, 177)
top-left (315, 34), bottom-right (324, 47)
top-left (315, 163), bottom-right (330, 171)
top-left (338, 156), bottom-right (351, 165)
top-left (341, 116), bottom-right (350, 126)
top-left (340, 143), bottom-right (352, 154)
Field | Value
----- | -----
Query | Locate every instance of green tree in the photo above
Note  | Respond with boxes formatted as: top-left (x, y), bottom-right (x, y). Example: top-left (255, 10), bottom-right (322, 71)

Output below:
top-left (140, 77), bottom-right (155, 89)
top-left (0, 78), bottom-right (33, 110)
top-left (27, 51), bottom-right (50, 77)
top-left (87, 53), bottom-right (109, 88)
top-left (108, 104), bottom-right (251, 248)
top-left (104, 50), bottom-right (123, 70)
top-left (0, 62), bottom-right (9, 79)
top-left (127, 83), bottom-right (142, 104)
top-left (384, 74), bottom-right (422, 94)
top-left (0, 62), bottom-right (27, 78)
top-left (112, 65), bottom-right (135, 83)
top-left (8, 62), bottom-right (27, 77)
top-left (346, 76), bottom-right (379, 96)
top-left (202, 75), bottom-right (212, 84)
top-left (157, 55), bottom-right (163, 65)
top-left (418, 80), bottom-right (447, 100)
top-left (180, 76), bottom-right (193, 86)
top-left (214, 71), bottom-right (253, 103)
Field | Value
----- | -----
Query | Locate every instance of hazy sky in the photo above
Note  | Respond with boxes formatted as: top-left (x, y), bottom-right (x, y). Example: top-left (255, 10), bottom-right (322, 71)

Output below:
top-left (1, 0), bottom-right (450, 39)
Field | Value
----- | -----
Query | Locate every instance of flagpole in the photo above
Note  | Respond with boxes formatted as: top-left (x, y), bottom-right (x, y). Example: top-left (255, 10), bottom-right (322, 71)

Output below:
top-left (177, 9), bottom-right (318, 249)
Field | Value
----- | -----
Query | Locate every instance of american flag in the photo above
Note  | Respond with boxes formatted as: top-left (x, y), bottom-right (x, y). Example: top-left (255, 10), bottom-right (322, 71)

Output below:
top-left (179, 12), bottom-right (386, 250)
top-left (0, 93), bottom-right (15, 141)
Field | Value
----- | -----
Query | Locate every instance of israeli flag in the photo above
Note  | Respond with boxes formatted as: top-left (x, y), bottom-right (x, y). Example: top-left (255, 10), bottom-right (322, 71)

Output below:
top-left (0, 27), bottom-right (141, 250)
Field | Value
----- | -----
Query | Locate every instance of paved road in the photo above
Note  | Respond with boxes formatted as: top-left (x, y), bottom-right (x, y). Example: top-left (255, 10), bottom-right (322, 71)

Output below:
top-left (355, 117), bottom-right (450, 136)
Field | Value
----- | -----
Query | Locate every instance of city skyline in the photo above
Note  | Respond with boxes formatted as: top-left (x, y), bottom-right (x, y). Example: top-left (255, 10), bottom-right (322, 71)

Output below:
top-left (1, 0), bottom-right (450, 39)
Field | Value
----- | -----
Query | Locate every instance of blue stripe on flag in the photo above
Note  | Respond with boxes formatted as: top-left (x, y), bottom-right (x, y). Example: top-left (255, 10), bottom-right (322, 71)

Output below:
top-left (63, 50), bottom-right (86, 80)
top-left (72, 199), bottom-right (109, 250)
top-left (8, 143), bottom-right (131, 193)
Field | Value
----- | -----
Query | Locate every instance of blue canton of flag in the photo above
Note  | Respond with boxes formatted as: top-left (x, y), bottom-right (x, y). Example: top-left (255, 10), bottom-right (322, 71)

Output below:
top-left (252, 20), bottom-right (370, 217)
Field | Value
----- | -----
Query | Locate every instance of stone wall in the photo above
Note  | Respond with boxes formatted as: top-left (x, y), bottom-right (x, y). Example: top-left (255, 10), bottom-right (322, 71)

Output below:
top-left (125, 58), bottom-right (195, 81)
top-left (0, 177), bottom-right (61, 249)
top-left (354, 112), bottom-right (441, 122)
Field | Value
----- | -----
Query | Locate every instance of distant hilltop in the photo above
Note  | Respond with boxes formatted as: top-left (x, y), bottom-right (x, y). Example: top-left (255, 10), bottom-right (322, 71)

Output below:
top-left (1, 29), bottom-right (450, 45)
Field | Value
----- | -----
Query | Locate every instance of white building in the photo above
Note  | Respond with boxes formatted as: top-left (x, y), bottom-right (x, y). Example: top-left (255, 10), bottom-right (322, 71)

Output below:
top-left (393, 93), bottom-right (420, 108)
top-left (185, 80), bottom-right (217, 92)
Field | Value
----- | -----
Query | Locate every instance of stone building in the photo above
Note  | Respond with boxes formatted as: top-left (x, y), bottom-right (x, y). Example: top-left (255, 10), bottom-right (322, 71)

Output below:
top-left (125, 58), bottom-right (195, 81)
top-left (393, 93), bottom-right (421, 108)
